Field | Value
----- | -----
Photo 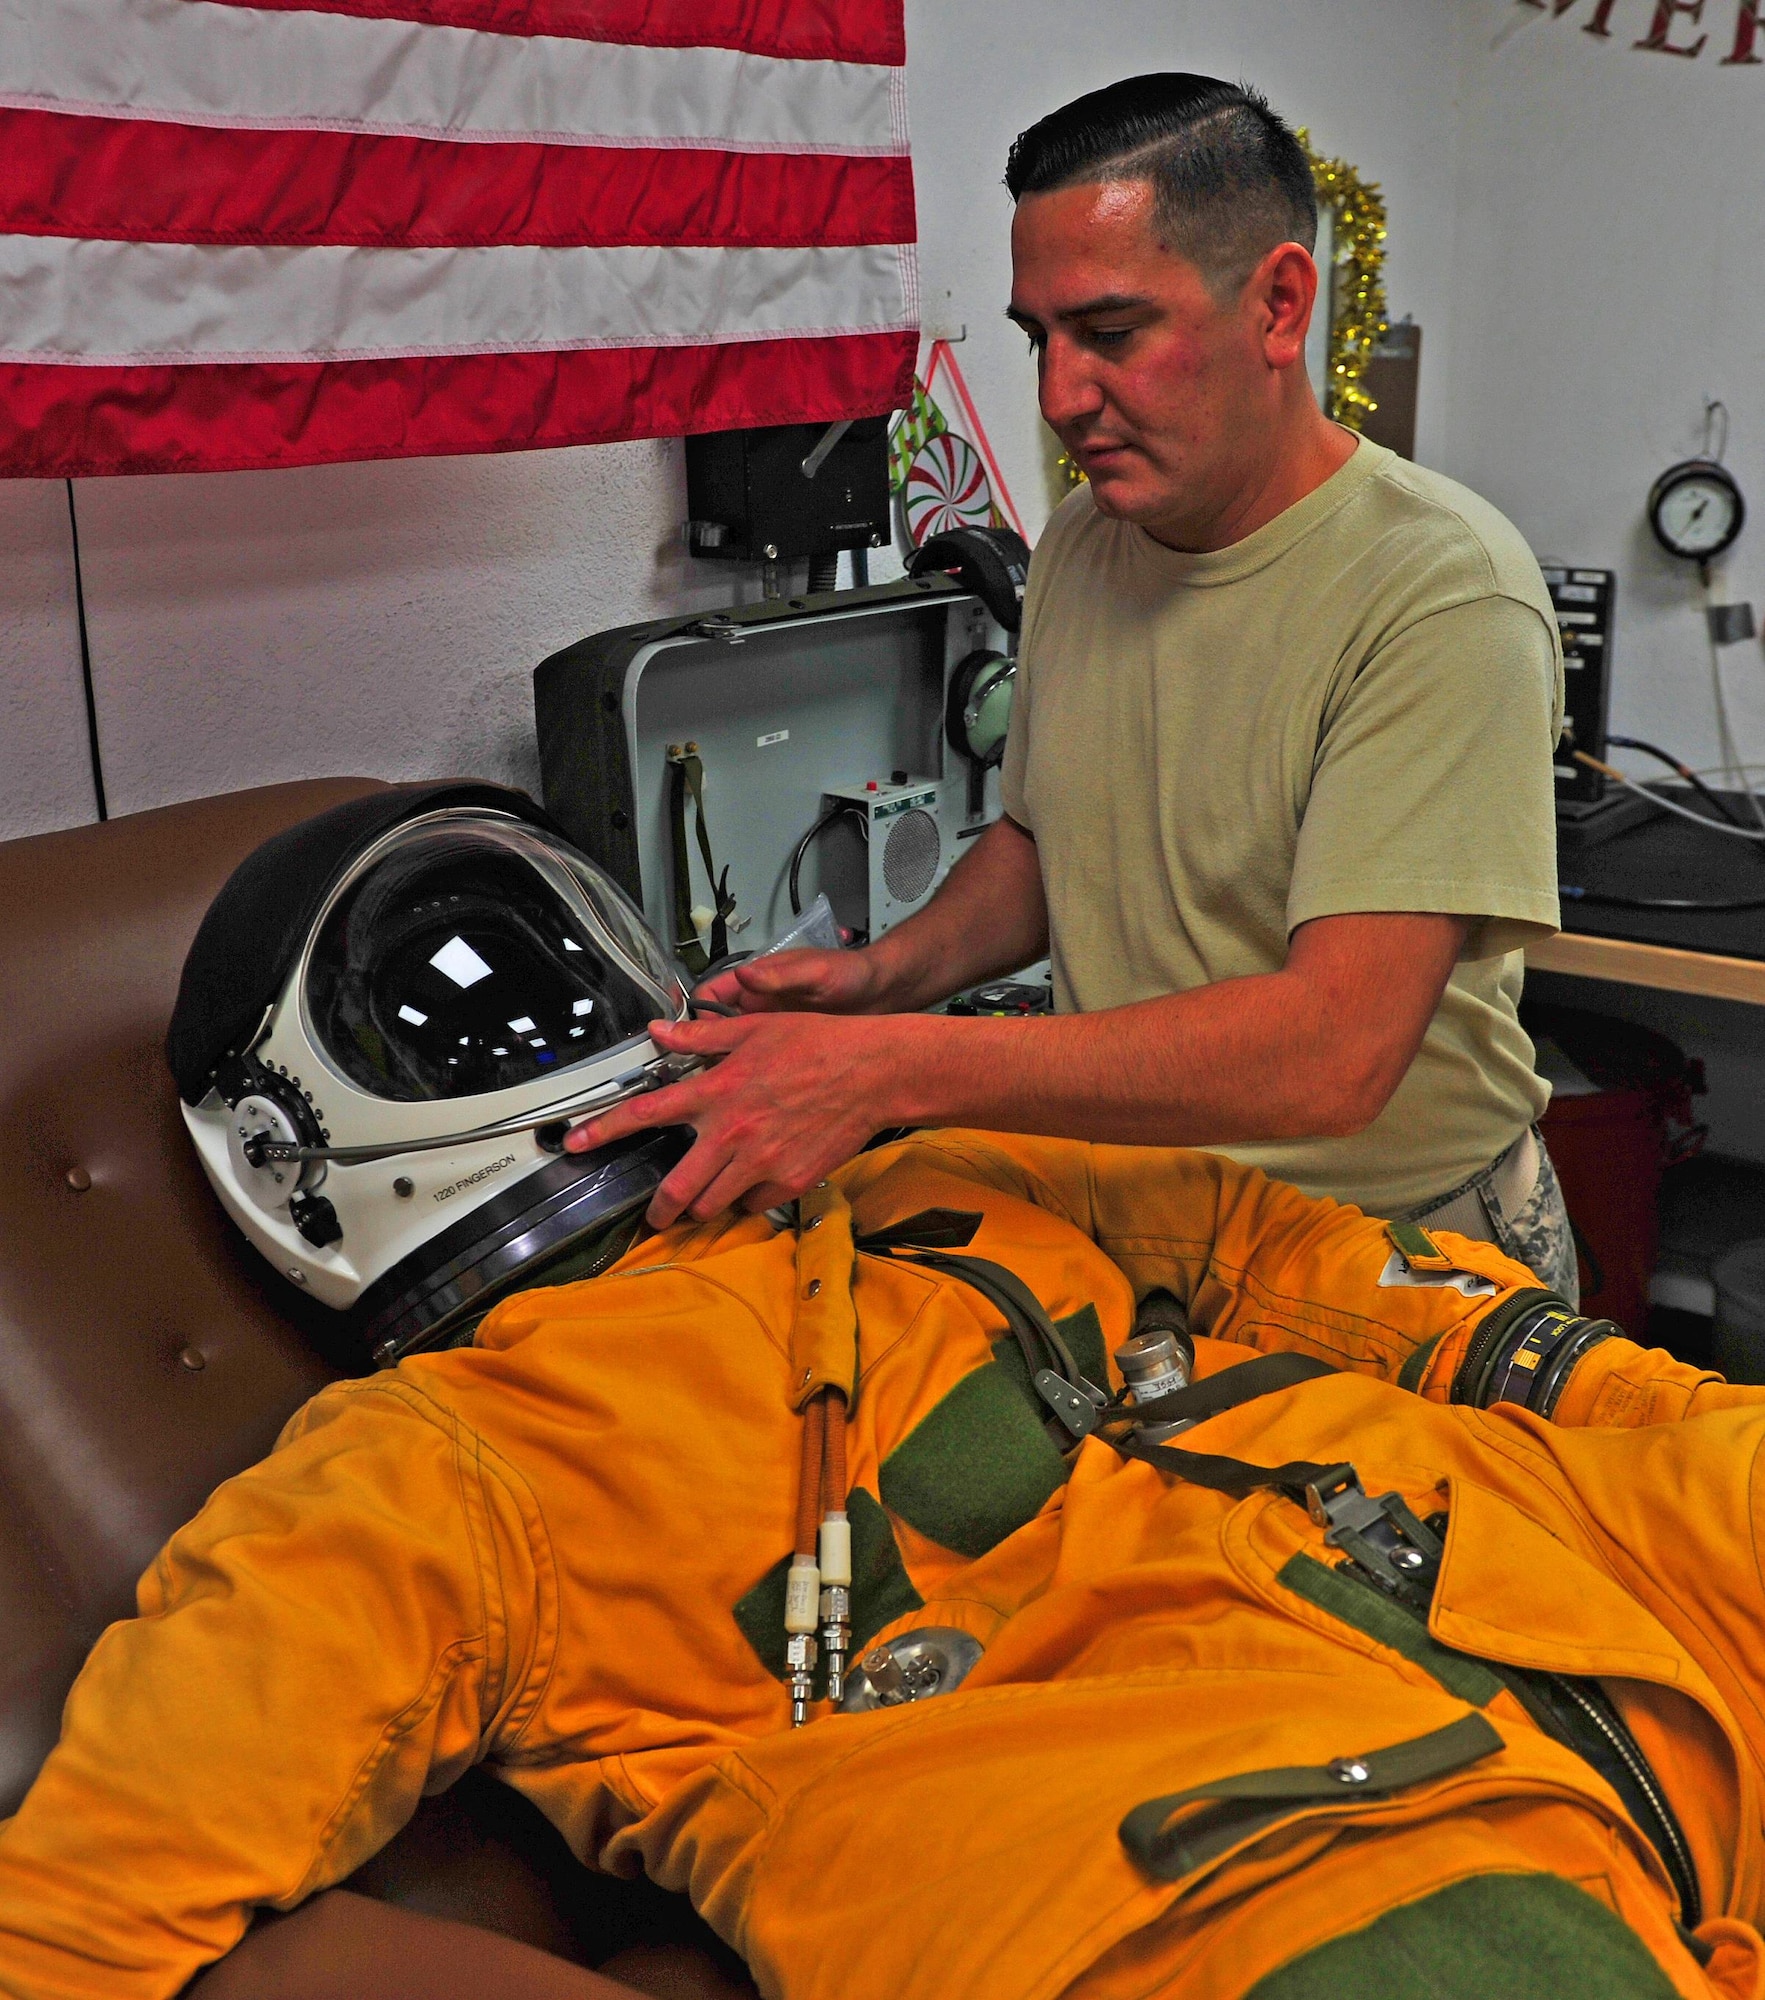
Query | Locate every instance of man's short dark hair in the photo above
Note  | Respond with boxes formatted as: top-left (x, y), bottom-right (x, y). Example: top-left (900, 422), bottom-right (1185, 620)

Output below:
top-left (1005, 74), bottom-right (1318, 297)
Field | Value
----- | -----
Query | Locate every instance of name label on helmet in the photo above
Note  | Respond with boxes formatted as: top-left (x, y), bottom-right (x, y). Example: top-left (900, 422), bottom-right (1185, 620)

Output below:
top-left (433, 1154), bottom-right (519, 1204)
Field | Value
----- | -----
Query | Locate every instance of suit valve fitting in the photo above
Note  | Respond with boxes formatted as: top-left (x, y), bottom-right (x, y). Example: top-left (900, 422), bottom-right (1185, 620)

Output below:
top-left (785, 1631), bottom-right (819, 1726)
top-left (817, 1511), bottom-right (852, 1705)
top-left (784, 1555), bottom-right (821, 1726)
top-left (819, 1586), bottom-right (851, 1704)
top-left (1114, 1329), bottom-right (1194, 1443)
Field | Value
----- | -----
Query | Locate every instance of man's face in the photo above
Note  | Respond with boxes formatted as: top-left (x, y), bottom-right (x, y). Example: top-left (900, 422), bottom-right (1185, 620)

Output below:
top-left (1008, 180), bottom-right (1312, 544)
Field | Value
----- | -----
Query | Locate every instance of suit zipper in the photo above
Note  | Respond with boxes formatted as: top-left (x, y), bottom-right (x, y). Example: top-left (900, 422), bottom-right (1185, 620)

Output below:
top-left (1324, 1540), bottom-right (1704, 1931)
top-left (1550, 1675), bottom-right (1701, 1928)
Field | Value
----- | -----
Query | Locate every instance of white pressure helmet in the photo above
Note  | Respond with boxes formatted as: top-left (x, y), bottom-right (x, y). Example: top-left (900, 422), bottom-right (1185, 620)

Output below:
top-left (169, 784), bottom-right (692, 1367)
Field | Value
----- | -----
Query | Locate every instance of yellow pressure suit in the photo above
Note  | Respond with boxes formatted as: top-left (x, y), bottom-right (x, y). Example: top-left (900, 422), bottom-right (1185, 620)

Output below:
top-left (3, 1131), bottom-right (1765, 2000)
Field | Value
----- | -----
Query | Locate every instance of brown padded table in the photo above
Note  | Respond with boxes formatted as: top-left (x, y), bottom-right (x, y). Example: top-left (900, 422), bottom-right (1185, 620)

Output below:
top-left (0, 777), bottom-right (380, 1813)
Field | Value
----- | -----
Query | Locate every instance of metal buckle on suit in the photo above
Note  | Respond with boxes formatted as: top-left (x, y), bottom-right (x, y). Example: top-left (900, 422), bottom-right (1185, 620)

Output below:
top-left (1304, 1466), bottom-right (1446, 1607)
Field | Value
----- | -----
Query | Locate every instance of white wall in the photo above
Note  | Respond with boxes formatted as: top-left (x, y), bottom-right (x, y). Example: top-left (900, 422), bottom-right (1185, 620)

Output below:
top-left (0, 0), bottom-right (1463, 841)
top-left (908, 0), bottom-right (1467, 556)
top-left (1434, 0), bottom-right (1765, 1166)
top-left (0, 483), bottom-right (97, 837)
top-left (1440, 0), bottom-right (1765, 776)
top-left (70, 439), bottom-right (734, 819)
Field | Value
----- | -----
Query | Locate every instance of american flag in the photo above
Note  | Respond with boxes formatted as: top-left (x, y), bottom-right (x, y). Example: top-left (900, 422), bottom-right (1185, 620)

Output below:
top-left (0, 1), bottom-right (918, 475)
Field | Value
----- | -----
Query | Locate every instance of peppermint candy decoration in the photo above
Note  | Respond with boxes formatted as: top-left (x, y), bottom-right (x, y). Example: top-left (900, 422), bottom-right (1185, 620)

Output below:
top-left (904, 431), bottom-right (993, 546)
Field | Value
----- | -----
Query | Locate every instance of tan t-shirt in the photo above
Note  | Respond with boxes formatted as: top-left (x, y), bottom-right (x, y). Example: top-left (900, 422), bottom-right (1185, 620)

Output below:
top-left (1000, 435), bottom-right (1564, 1217)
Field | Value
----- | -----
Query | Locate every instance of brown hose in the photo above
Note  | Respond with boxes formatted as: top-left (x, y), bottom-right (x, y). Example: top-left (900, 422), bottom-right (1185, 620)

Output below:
top-left (795, 1392), bottom-right (826, 1558)
top-left (822, 1390), bottom-right (847, 1513)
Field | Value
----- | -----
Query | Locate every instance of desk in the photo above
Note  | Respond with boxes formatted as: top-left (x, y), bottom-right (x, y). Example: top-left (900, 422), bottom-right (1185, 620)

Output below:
top-left (1526, 930), bottom-right (1765, 1005)
top-left (1527, 792), bottom-right (1765, 1005)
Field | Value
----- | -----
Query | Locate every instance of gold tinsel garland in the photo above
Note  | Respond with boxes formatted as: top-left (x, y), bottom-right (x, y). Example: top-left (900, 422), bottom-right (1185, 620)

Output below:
top-left (1298, 131), bottom-right (1389, 431)
top-left (1057, 139), bottom-right (1389, 485)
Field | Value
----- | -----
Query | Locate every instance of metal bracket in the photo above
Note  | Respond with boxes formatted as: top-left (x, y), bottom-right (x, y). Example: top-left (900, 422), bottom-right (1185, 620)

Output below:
top-left (841, 1627), bottom-right (984, 1712)
top-left (1034, 1368), bottom-right (1106, 1438)
top-left (691, 614), bottom-right (746, 645)
top-left (1304, 1465), bottom-right (1386, 1538)
top-left (800, 420), bottom-right (852, 481)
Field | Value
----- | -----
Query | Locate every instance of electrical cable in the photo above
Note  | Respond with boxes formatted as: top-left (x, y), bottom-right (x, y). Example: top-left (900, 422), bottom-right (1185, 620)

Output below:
top-left (1563, 727), bottom-right (1765, 907)
top-left (1560, 884), bottom-right (1765, 912)
top-left (1604, 734), bottom-right (1752, 828)
top-left (1705, 396), bottom-right (1731, 465)
top-left (65, 480), bottom-right (106, 822)
top-left (787, 803), bottom-right (863, 916)
top-left (1571, 751), bottom-right (1765, 842)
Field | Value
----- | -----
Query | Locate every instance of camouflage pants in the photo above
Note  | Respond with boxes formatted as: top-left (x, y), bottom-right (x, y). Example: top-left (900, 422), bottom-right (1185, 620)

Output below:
top-left (1406, 1128), bottom-right (1579, 1309)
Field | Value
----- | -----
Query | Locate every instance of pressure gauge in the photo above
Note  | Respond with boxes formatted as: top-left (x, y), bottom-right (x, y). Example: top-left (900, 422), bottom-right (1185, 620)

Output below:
top-left (1648, 459), bottom-right (1745, 561)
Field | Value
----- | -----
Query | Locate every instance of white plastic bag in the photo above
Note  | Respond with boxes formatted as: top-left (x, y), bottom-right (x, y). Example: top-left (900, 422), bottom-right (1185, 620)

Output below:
top-left (760, 892), bottom-right (843, 958)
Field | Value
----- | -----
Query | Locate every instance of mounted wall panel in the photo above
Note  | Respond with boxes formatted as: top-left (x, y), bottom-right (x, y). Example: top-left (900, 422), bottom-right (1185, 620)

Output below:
top-left (0, 483), bottom-right (94, 842)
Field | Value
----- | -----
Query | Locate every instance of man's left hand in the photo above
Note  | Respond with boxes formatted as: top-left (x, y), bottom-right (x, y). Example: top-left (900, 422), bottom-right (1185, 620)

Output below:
top-left (564, 1012), bottom-right (915, 1227)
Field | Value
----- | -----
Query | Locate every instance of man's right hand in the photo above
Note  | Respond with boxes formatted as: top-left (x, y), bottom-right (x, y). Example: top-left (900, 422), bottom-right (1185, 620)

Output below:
top-left (697, 946), bottom-right (890, 1016)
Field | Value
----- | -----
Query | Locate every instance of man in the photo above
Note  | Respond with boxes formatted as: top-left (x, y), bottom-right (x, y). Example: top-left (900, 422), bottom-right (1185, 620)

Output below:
top-left (567, 76), bottom-right (1574, 1304)
top-left (2, 1105), bottom-right (1760, 1999)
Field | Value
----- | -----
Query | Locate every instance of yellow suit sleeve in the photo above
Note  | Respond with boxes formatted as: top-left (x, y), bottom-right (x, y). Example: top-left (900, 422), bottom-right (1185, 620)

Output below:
top-left (1546, 1340), bottom-right (1765, 1428)
top-left (837, 1130), bottom-right (1765, 1428)
top-left (1067, 1136), bottom-right (1765, 1425)
top-left (840, 1131), bottom-right (1541, 1390)
top-left (0, 1377), bottom-right (552, 2000)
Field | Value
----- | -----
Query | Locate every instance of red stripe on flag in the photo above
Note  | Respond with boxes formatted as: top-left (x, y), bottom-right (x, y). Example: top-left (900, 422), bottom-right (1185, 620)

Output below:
top-left (0, 332), bottom-right (915, 477)
top-left (189, 0), bottom-right (905, 64)
top-left (0, 111), bottom-right (916, 250)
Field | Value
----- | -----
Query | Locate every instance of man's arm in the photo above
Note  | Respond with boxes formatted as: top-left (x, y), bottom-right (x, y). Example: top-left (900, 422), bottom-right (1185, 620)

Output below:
top-left (697, 814), bottom-right (1049, 1017)
top-left (568, 909), bottom-right (1469, 1226)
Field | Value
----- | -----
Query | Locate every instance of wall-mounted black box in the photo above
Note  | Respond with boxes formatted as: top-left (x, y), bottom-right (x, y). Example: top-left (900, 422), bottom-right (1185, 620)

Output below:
top-left (685, 417), bottom-right (890, 562)
top-left (1545, 565), bottom-right (1615, 812)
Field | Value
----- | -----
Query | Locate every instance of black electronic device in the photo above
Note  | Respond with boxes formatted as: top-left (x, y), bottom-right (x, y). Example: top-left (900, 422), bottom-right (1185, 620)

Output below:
top-left (1545, 566), bottom-right (1615, 814)
top-left (533, 572), bottom-right (1013, 961)
top-left (1556, 795), bottom-right (1765, 962)
top-left (684, 418), bottom-right (891, 564)
top-left (944, 978), bottom-right (1054, 1017)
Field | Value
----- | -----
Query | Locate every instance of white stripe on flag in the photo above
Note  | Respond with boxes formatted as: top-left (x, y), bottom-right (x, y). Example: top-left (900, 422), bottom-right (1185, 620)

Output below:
top-left (0, 236), bottom-right (919, 364)
top-left (0, 0), bottom-right (904, 154)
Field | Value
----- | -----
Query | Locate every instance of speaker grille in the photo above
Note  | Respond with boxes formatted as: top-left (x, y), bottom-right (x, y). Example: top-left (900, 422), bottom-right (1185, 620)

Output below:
top-left (881, 808), bottom-right (940, 904)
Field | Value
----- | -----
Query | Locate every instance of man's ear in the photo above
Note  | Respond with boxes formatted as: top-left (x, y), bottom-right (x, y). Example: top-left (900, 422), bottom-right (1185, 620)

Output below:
top-left (1246, 241), bottom-right (1319, 372)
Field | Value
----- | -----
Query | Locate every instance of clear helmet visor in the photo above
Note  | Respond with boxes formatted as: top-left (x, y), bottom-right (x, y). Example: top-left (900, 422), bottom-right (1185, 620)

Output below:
top-left (303, 813), bottom-right (683, 1104)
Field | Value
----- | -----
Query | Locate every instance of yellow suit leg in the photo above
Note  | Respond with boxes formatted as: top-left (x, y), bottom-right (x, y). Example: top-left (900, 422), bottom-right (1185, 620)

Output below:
top-left (0, 1377), bottom-right (549, 2000)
